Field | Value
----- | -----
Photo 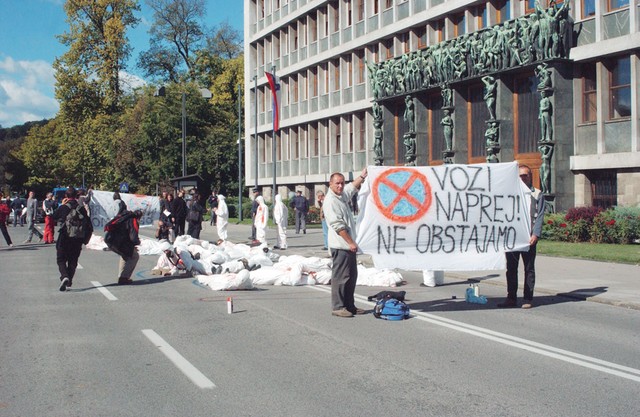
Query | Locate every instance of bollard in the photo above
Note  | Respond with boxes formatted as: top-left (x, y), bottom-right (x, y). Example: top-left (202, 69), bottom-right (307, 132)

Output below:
top-left (227, 297), bottom-right (233, 314)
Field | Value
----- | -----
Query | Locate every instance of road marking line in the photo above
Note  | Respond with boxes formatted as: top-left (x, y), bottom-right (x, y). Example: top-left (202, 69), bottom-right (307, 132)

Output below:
top-left (77, 263), bottom-right (83, 270)
top-left (90, 281), bottom-right (118, 301)
top-left (142, 329), bottom-right (215, 389)
top-left (308, 285), bottom-right (640, 383)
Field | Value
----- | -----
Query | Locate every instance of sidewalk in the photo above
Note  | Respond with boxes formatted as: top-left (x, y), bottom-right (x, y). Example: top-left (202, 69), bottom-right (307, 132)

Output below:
top-left (170, 222), bottom-right (640, 310)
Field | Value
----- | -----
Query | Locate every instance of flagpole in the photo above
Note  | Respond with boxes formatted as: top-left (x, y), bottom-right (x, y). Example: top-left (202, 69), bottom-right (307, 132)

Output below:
top-left (271, 65), bottom-right (277, 202)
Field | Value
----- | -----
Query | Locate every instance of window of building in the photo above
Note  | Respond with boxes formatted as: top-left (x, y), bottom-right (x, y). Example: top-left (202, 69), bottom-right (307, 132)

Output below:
top-left (274, 0), bottom-right (280, 9)
top-left (357, 0), bottom-right (365, 22)
top-left (589, 170), bottom-right (617, 209)
top-left (384, 0), bottom-right (393, 9)
top-left (474, 4), bottom-right (487, 29)
top-left (433, 19), bottom-right (444, 43)
top-left (333, 59), bottom-right (341, 91)
top-left (292, 75), bottom-right (299, 103)
top-left (273, 34), bottom-right (280, 59)
top-left (333, 118), bottom-right (341, 154)
top-left (525, 0), bottom-right (536, 14)
top-left (372, 0), bottom-right (379, 15)
top-left (355, 49), bottom-right (365, 84)
top-left (582, 63), bottom-right (597, 123)
top-left (301, 73), bottom-right (308, 101)
top-left (416, 26), bottom-right (427, 49)
top-left (514, 75), bottom-right (540, 154)
top-left (346, 0), bottom-right (353, 26)
top-left (356, 112), bottom-right (366, 151)
top-left (382, 38), bottom-right (394, 60)
top-left (348, 119), bottom-right (354, 152)
top-left (291, 25), bottom-right (298, 51)
top-left (276, 132), bottom-right (282, 161)
top-left (607, 56), bottom-right (631, 119)
top-left (608, 0), bottom-right (629, 11)
top-left (281, 79), bottom-right (288, 106)
top-left (496, 0), bottom-right (511, 23)
top-left (468, 84), bottom-right (489, 162)
top-left (311, 123), bottom-right (319, 157)
top-left (259, 0), bottom-right (265, 18)
top-left (332, 3), bottom-right (340, 33)
top-left (292, 129), bottom-right (299, 159)
top-left (309, 15), bottom-right (318, 43)
top-left (260, 135), bottom-right (266, 163)
top-left (321, 6), bottom-right (329, 38)
top-left (345, 55), bottom-right (353, 87)
top-left (400, 31), bottom-right (410, 54)
top-left (310, 67), bottom-right (318, 98)
top-left (453, 13), bottom-right (466, 37)
top-left (582, 0), bottom-right (596, 18)
top-left (299, 19), bottom-right (307, 48)
top-left (322, 62), bottom-right (329, 94)
top-left (281, 29), bottom-right (288, 55)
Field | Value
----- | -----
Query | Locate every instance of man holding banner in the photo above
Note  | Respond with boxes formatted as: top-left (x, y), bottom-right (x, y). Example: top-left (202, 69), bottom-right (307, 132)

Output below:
top-left (324, 169), bottom-right (368, 318)
top-left (498, 164), bottom-right (546, 309)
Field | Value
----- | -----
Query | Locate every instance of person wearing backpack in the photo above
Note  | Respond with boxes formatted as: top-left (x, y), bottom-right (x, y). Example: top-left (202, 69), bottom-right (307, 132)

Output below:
top-left (53, 187), bottom-right (92, 292)
top-left (104, 210), bottom-right (142, 285)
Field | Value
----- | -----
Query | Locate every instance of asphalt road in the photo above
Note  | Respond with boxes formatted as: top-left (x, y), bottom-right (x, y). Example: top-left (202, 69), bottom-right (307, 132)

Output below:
top-left (1, 225), bottom-right (639, 417)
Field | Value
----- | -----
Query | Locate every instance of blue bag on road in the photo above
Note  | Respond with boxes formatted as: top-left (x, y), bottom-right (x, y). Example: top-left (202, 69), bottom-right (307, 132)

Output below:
top-left (373, 298), bottom-right (410, 321)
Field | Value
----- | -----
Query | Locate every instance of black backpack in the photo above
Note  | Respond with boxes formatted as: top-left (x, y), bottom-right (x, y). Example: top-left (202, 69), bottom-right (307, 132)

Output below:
top-left (65, 203), bottom-right (93, 243)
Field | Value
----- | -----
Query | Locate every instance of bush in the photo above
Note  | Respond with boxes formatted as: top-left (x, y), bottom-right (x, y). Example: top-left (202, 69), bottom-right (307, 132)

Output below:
top-left (542, 206), bottom-right (640, 244)
top-left (590, 207), bottom-right (640, 244)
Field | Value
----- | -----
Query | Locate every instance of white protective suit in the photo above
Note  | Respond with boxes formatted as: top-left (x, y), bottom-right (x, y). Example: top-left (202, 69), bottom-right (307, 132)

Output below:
top-left (272, 194), bottom-right (288, 249)
top-left (215, 194), bottom-right (229, 240)
top-left (254, 196), bottom-right (269, 244)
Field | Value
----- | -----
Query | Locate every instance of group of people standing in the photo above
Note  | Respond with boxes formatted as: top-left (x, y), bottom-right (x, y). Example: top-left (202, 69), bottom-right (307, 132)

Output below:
top-left (157, 189), bottom-right (229, 243)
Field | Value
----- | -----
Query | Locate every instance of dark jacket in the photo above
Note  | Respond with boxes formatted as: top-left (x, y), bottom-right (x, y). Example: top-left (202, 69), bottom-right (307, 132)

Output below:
top-left (52, 199), bottom-right (89, 244)
top-left (188, 200), bottom-right (205, 224)
top-left (105, 211), bottom-right (140, 258)
top-left (290, 195), bottom-right (309, 213)
top-left (171, 196), bottom-right (188, 220)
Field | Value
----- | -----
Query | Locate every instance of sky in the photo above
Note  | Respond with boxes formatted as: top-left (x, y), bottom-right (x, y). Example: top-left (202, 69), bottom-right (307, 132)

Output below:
top-left (0, 0), bottom-right (243, 128)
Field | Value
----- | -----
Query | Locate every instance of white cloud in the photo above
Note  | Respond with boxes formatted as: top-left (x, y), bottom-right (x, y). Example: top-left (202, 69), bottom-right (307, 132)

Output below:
top-left (0, 57), bottom-right (59, 128)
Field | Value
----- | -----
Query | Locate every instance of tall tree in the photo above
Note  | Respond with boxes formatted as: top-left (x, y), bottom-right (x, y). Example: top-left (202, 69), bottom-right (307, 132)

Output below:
top-left (141, 0), bottom-right (206, 82)
top-left (55, 0), bottom-right (140, 117)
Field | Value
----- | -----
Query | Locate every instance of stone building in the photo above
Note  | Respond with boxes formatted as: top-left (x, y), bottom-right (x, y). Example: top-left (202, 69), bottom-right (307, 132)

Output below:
top-left (244, 0), bottom-right (640, 210)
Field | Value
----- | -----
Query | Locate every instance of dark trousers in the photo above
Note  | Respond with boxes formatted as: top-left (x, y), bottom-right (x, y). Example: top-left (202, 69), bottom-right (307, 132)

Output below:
top-left (251, 215), bottom-right (256, 239)
top-left (0, 222), bottom-right (12, 245)
top-left (330, 249), bottom-right (358, 311)
top-left (505, 244), bottom-right (537, 301)
top-left (295, 210), bottom-right (306, 233)
top-left (210, 210), bottom-right (217, 226)
top-left (56, 239), bottom-right (84, 282)
top-left (174, 217), bottom-right (186, 236)
top-left (187, 222), bottom-right (202, 239)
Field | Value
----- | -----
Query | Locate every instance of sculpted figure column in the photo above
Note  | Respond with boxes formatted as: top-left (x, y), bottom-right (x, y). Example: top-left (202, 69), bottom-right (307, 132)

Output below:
top-left (372, 102), bottom-right (384, 166)
top-left (403, 95), bottom-right (417, 166)
top-left (441, 84), bottom-right (455, 164)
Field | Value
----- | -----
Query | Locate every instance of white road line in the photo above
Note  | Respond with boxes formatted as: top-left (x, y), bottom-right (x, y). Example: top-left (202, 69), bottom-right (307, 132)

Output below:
top-left (90, 281), bottom-right (118, 301)
top-left (142, 329), bottom-right (216, 389)
top-left (308, 285), bottom-right (640, 383)
top-left (76, 263), bottom-right (83, 270)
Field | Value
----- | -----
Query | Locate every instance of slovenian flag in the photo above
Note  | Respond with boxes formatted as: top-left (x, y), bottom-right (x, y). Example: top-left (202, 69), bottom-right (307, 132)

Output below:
top-left (265, 71), bottom-right (280, 132)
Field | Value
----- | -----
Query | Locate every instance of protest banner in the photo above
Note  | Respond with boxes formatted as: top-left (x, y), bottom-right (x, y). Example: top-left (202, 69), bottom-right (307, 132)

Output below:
top-left (355, 162), bottom-right (532, 271)
top-left (89, 191), bottom-right (160, 230)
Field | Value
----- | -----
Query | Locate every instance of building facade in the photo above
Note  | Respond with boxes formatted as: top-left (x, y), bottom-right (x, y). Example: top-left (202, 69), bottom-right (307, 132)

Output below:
top-left (244, 0), bottom-right (640, 210)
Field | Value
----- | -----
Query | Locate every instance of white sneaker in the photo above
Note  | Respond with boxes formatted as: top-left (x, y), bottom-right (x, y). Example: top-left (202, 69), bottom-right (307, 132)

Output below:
top-left (59, 277), bottom-right (69, 292)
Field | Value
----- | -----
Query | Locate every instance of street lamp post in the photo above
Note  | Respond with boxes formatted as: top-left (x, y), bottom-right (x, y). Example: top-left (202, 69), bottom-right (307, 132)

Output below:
top-left (155, 86), bottom-right (212, 178)
top-left (237, 83), bottom-right (243, 222)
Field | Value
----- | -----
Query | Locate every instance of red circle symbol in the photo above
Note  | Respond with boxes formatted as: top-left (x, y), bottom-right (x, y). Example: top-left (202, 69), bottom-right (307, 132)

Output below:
top-left (372, 168), bottom-right (432, 223)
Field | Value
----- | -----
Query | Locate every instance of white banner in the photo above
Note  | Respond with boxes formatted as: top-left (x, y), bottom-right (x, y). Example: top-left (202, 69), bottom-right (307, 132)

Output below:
top-left (356, 162), bottom-right (532, 271)
top-left (89, 191), bottom-right (160, 230)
